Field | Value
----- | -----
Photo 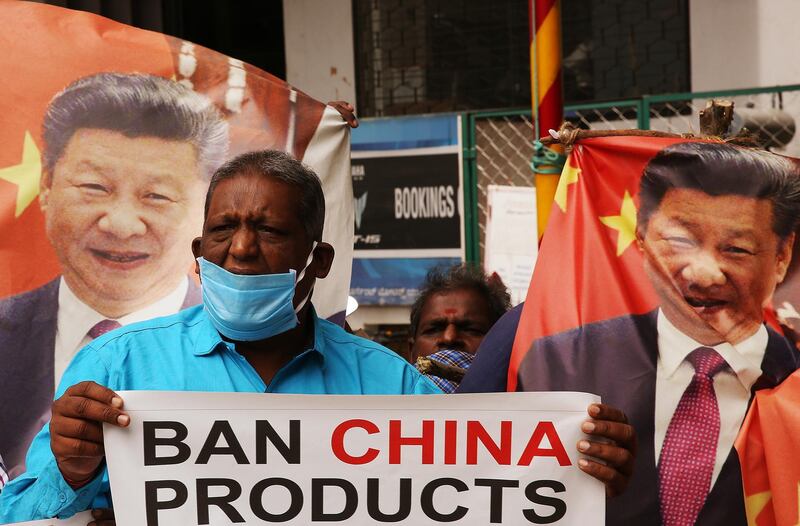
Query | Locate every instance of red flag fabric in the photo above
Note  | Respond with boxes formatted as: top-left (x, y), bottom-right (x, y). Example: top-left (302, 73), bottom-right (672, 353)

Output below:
top-left (736, 370), bottom-right (800, 526)
top-left (508, 136), bottom-right (682, 389)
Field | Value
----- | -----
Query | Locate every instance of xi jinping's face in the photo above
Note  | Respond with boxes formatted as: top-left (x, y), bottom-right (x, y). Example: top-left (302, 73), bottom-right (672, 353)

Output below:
top-left (40, 128), bottom-right (207, 318)
top-left (638, 187), bottom-right (793, 346)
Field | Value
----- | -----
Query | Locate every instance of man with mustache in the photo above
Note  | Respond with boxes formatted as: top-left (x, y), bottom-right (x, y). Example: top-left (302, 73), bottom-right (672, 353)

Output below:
top-left (459, 141), bottom-right (800, 525)
top-left (409, 263), bottom-right (511, 392)
top-left (0, 149), bottom-right (635, 523)
top-left (0, 72), bottom-right (230, 479)
top-left (0, 149), bottom-right (442, 522)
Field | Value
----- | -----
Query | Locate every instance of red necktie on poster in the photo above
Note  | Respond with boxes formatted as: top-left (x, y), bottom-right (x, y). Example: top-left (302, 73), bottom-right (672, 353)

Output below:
top-left (88, 319), bottom-right (122, 340)
top-left (658, 347), bottom-right (728, 526)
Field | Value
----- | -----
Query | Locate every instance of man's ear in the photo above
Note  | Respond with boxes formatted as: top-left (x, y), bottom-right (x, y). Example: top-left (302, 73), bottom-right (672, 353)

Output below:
top-left (39, 170), bottom-right (52, 213)
top-left (777, 232), bottom-right (795, 284)
top-left (191, 237), bottom-right (202, 277)
top-left (312, 242), bottom-right (335, 279)
top-left (635, 226), bottom-right (645, 251)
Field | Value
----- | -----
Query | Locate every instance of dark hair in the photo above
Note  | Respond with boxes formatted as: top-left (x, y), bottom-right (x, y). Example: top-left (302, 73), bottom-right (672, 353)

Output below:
top-left (410, 264), bottom-right (511, 337)
top-left (204, 149), bottom-right (325, 241)
top-left (43, 72), bottom-right (229, 181)
top-left (638, 141), bottom-right (800, 239)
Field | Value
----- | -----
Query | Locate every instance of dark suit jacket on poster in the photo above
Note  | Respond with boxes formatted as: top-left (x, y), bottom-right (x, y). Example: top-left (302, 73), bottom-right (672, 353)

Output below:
top-left (0, 277), bottom-right (201, 479)
top-left (460, 307), bottom-right (799, 525)
top-left (457, 303), bottom-right (523, 393)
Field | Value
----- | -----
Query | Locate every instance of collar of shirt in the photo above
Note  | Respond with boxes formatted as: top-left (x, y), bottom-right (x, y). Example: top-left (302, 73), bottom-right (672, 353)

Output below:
top-left (57, 275), bottom-right (189, 352)
top-left (657, 308), bottom-right (767, 391)
top-left (190, 305), bottom-right (326, 365)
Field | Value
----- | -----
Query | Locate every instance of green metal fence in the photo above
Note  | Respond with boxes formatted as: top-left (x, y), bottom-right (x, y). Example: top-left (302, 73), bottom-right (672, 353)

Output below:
top-left (462, 84), bottom-right (800, 263)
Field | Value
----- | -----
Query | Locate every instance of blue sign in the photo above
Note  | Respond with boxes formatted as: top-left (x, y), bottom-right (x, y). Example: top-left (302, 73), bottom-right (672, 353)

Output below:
top-left (350, 114), bottom-right (464, 306)
top-left (351, 257), bottom-right (462, 306)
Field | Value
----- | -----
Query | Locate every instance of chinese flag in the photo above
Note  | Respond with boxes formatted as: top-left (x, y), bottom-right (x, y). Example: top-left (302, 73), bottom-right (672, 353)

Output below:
top-left (736, 371), bottom-right (800, 526)
top-left (508, 136), bottom-right (687, 389)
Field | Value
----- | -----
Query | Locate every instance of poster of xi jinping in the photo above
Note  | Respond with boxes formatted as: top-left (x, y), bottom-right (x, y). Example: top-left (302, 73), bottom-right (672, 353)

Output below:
top-left (504, 136), bottom-right (800, 524)
top-left (0, 2), bottom-right (353, 481)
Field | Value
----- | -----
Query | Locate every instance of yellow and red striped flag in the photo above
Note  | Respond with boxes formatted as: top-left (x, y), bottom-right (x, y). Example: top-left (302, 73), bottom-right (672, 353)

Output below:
top-left (530, 0), bottom-right (563, 237)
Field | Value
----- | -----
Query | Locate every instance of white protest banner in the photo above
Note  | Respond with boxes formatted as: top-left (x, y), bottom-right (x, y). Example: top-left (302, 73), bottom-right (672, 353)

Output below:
top-left (104, 391), bottom-right (603, 526)
top-left (7, 511), bottom-right (92, 526)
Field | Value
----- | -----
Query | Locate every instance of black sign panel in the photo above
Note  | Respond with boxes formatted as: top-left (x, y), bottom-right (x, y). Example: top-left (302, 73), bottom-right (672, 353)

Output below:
top-left (352, 152), bottom-right (461, 251)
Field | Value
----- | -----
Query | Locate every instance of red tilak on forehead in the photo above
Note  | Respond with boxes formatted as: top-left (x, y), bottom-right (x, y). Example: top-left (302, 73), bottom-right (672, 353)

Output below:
top-left (443, 308), bottom-right (457, 315)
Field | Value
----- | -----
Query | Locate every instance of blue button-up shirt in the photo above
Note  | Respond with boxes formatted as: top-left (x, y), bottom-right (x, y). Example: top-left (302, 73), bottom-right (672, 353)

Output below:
top-left (0, 305), bottom-right (440, 522)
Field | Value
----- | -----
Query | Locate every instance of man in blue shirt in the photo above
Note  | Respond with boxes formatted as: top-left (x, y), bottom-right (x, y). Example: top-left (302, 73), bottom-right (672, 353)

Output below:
top-left (2, 149), bottom-right (636, 524)
top-left (0, 150), bottom-right (439, 523)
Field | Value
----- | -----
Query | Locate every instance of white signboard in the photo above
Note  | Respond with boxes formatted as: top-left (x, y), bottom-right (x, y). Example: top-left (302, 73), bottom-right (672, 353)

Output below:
top-left (484, 185), bottom-right (539, 305)
top-left (9, 511), bottom-right (92, 526)
top-left (104, 391), bottom-right (603, 526)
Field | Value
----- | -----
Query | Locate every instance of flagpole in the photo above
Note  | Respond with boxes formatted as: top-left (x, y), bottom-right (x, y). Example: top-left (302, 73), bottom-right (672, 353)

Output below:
top-left (530, 0), bottom-right (564, 239)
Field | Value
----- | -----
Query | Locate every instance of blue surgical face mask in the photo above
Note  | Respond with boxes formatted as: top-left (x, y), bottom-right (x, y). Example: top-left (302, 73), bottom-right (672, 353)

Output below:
top-left (197, 242), bottom-right (318, 341)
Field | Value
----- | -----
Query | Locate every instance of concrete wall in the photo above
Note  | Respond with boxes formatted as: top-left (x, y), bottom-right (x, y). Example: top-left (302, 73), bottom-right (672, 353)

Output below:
top-left (283, 0), bottom-right (357, 104)
top-left (691, 0), bottom-right (800, 90)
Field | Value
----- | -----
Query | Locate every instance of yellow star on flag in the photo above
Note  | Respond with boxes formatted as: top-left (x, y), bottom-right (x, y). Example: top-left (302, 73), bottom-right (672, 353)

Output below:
top-left (553, 162), bottom-right (580, 212)
top-left (744, 489), bottom-right (771, 526)
top-left (599, 190), bottom-right (637, 256)
top-left (0, 131), bottom-right (42, 218)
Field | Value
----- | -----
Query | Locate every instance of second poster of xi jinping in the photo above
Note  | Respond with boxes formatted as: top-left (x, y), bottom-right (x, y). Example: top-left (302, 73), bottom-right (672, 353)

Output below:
top-left (506, 136), bottom-right (800, 524)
